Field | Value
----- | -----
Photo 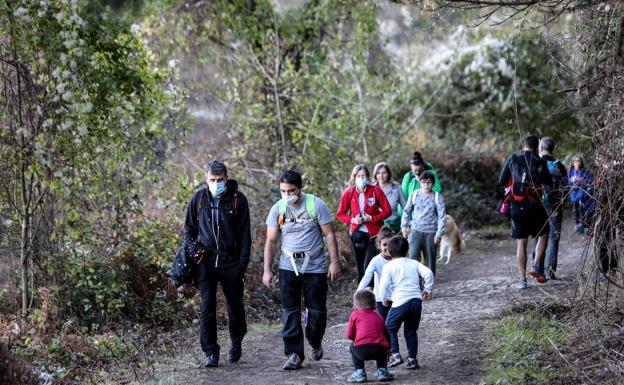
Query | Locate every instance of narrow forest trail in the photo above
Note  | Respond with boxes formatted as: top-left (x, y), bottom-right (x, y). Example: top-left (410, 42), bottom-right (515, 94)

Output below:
top-left (130, 220), bottom-right (586, 385)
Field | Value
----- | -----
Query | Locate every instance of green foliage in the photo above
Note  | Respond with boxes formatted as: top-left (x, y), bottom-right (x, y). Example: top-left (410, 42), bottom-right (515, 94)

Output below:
top-left (486, 311), bottom-right (568, 385)
top-left (412, 27), bottom-right (585, 154)
top-left (143, 0), bottom-right (412, 212)
top-left (0, 0), bottom-right (186, 323)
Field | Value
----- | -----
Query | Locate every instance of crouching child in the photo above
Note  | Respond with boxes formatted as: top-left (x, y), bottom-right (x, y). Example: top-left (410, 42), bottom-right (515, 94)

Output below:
top-left (379, 235), bottom-right (434, 369)
top-left (346, 289), bottom-right (394, 383)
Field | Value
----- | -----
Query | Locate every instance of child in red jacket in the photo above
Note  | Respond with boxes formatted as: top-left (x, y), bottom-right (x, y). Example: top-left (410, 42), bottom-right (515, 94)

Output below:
top-left (346, 289), bottom-right (394, 383)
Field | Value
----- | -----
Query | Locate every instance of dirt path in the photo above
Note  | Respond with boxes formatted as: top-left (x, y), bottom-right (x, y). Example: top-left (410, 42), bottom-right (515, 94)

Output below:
top-left (135, 220), bottom-right (586, 385)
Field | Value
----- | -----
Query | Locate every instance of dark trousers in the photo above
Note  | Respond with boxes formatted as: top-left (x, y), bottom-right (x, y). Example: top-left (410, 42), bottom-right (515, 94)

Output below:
top-left (376, 301), bottom-right (390, 321)
top-left (197, 261), bottom-right (247, 356)
top-left (279, 269), bottom-right (328, 360)
top-left (385, 298), bottom-right (422, 359)
top-left (598, 228), bottom-right (618, 275)
top-left (350, 343), bottom-right (388, 370)
top-left (351, 233), bottom-right (378, 284)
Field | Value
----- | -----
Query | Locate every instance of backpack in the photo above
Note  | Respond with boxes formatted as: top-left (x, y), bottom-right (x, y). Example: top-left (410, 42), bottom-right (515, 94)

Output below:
top-left (170, 189), bottom-right (239, 287)
top-left (508, 153), bottom-right (544, 203)
top-left (410, 189), bottom-right (441, 208)
top-left (543, 160), bottom-right (563, 206)
top-left (277, 193), bottom-right (317, 227)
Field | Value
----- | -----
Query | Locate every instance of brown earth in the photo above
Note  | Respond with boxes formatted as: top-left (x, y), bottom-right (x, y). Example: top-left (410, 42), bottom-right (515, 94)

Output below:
top-left (110, 219), bottom-right (586, 385)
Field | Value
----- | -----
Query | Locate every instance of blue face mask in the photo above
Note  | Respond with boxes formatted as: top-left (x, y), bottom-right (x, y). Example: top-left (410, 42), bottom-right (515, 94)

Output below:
top-left (356, 177), bottom-right (368, 189)
top-left (209, 181), bottom-right (226, 196)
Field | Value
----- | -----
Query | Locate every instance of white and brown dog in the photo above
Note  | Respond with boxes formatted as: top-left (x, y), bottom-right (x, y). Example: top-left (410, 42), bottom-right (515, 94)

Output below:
top-left (438, 214), bottom-right (465, 264)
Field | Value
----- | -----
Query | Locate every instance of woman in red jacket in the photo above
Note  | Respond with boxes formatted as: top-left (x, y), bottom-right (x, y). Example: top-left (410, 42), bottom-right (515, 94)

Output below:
top-left (337, 164), bottom-right (391, 283)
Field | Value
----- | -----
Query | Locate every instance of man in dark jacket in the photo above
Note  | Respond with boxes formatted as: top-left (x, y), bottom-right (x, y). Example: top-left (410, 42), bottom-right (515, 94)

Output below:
top-left (183, 160), bottom-right (251, 368)
top-left (499, 136), bottom-right (553, 289)
top-left (537, 137), bottom-right (568, 279)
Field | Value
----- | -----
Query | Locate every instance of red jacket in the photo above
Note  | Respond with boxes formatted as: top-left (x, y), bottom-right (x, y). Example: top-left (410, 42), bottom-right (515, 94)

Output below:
top-left (336, 185), bottom-right (391, 237)
top-left (346, 309), bottom-right (391, 349)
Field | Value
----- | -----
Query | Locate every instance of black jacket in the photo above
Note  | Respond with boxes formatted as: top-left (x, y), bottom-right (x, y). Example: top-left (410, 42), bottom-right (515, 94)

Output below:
top-left (183, 179), bottom-right (251, 270)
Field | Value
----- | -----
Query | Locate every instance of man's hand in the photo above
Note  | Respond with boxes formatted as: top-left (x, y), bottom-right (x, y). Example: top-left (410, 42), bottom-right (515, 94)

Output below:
top-left (262, 270), bottom-right (274, 289)
top-left (422, 292), bottom-right (432, 301)
top-left (382, 299), bottom-right (389, 307)
top-left (434, 235), bottom-right (441, 245)
top-left (328, 261), bottom-right (341, 282)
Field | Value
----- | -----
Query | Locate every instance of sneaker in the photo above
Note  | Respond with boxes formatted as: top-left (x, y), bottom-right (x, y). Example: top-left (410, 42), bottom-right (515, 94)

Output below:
top-left (312, 345), bottom-right (323, 361)
top-left (548, 271), bottom-right (557, 280)
top-left (282, 353), bottom-right (302, 370)
top-left (529, 267), bottom-right (547, 284)
top-left (387, 353), bottom-right (403, 367)
top-left (377, 368), bottom-right (394, 381)
top-left (347, 369), bottom-right (367, 383)
top-left (200, 354), bottom-right (219, 368)
top-left (599, 273), bottom-right (607, 285)
top-left (227, 343), bottom-right (242, 363)
top-left (517, 280), bottom-right (527, 289)
top-left (406, 357), bottom-right (420, 370)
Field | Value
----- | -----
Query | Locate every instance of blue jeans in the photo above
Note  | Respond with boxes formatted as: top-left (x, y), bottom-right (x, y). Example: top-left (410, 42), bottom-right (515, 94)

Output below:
top-left (279, 269), bottom-right (327, 360)
top-left (385, 298), bottom-right (422, 358)
top-left (531, 208), bottom-right (562, 276)
top-left (544, 209), bottom-right (562, 275)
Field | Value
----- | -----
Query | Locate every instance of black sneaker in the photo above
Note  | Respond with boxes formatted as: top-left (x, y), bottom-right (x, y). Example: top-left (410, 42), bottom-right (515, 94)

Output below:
top-left (200, 354), bottom-right (219, 368)
top-left (312, 345), bottom-right (323, 361)
top-left (406, 357), bottom-right (420, 370)
top-left (227, 343), bottom-right (242, 363)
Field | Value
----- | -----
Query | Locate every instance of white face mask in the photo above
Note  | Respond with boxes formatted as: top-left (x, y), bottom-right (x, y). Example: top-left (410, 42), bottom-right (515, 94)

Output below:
top-left (285, 192), bottom-right (300, 206)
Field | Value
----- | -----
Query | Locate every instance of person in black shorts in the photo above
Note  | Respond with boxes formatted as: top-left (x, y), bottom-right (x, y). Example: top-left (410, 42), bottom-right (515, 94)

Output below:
top-left (499, 136), bottom-right (553, 289)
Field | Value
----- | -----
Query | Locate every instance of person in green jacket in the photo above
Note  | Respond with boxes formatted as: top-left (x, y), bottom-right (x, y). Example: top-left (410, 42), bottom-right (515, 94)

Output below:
top-left (401, 152), bottom-right (442, 202)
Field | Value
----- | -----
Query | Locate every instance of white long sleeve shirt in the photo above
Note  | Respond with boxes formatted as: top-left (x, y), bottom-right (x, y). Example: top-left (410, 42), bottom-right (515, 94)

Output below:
top-left (379, 257), bottom-right (434, 308)
top-left (357, 254), bottom-right (390, 302)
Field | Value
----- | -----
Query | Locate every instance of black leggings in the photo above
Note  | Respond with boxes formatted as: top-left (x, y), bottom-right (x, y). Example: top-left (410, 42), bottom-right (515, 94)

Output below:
top-left (350, 343), bottom-right (388, 370)
top-left (351, 232), bottom-right (378, 284)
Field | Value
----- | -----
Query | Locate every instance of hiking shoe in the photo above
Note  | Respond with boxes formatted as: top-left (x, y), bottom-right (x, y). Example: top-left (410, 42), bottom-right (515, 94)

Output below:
top-left (200, 354), bottom-right (219, 368)
top-left (517, 280), bottom-right (527, 290)
top-left (227, 343), bottom-right (242, 363)
top-left (347, 369), bottom-right (367, 383)
top-left (311, 345), bottom-right (323, 361)
top-left (406, 357), bottom-right (420, 370)
top-left (387, 353), bottom-right (403, 367)
top-left (548, 271), bottom-right (557, 280)
top-left (282, 353), bottom-right (302, 370)
top-left (377, 368), bottom-right (394, 381)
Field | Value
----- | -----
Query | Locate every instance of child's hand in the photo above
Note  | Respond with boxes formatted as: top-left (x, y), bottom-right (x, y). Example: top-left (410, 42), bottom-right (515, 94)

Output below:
top-left (422, 292), bottom-right (432, 301)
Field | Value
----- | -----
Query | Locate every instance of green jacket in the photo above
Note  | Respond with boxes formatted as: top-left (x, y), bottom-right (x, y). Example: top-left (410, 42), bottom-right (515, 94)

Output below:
top-left (400, 162), bottom-right (442, 215)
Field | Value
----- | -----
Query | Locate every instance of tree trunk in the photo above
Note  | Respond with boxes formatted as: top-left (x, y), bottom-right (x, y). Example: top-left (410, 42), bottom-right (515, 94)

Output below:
top-left (20, 214), bottom-right (29, 317)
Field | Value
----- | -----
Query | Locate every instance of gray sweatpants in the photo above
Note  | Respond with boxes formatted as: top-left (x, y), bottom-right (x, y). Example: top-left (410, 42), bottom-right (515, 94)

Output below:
top-left (408, 229), bottom-right (437, 275)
